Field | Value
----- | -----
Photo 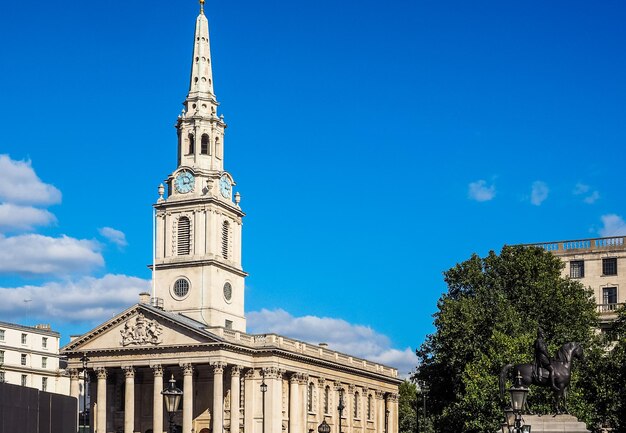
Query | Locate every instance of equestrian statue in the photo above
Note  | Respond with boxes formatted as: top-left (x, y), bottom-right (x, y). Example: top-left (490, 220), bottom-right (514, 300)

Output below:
top-left (499, 327), bottom-right (584, 414)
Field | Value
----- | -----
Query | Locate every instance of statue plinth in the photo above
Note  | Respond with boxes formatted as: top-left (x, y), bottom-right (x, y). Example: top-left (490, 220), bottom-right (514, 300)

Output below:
top-left (519, 415), bottom-right (590, 433)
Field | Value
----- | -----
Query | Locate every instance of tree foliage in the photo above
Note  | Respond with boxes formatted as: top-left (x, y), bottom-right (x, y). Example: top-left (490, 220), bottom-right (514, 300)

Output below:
top-left (413, 245), bottom-right (598, 433)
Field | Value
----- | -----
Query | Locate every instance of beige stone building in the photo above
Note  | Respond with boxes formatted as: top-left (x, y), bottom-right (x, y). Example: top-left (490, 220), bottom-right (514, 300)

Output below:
top-left (525, 235), bottom-right (626, 330)
top-left (62, 3), bottom-right (400, 433)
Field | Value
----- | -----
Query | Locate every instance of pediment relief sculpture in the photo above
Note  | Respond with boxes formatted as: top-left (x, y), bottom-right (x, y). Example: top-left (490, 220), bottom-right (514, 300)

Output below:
top-left (120, 313), bottom-right (163, 346)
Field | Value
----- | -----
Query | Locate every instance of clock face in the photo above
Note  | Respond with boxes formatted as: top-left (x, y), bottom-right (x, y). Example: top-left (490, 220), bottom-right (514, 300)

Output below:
top-left (175, 171), bottom-right (195, 194)
top-left (219, 175), bottom-right (232, 198)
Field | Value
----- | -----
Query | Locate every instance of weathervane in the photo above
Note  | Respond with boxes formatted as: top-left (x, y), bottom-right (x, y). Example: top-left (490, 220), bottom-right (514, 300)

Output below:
top-left (200, 0), bottom-right (205, 13)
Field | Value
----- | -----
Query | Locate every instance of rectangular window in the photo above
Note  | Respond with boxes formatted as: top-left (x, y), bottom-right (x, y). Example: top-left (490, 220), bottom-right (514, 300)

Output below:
top-left (0, 371), bottom-right (5, 383)
top-left (0, 350), bottom-right (4, 363)
top-left (603, 287), bottom-right (618, 307)
top-left (42, 337), bottom-right (48, 349)
top-left (42, 377), bottom-right (48, 392)
top-left (21, 333), bottom-right (27, 345)
top-left (603, 258), bottom-right (618, 276)
top-left (42, 357), bottom-right (48, 369)
top-left (225, 320), bottom-right (233, 330)
top-left (0, 329), bottom-right (5, 342)
top-left (21, 374), bottom-right (27, 387)
top-left (21, 354), bottom-right (27, 366)
top-left (569, 260), bottom-right (584, 278)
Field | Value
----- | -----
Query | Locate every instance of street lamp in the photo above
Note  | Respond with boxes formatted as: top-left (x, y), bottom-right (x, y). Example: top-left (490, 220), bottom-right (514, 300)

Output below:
top-left (504, 372), bottom-right (531, 433)
top-left (80, 353), bottom-right (89, 433)
top-left (416, 380), bottom-right (429, 433)
top-left (337, 388), bottom-right (345, 433)
top-left (317, 420), bottom-right (331, 433)
top-left (260, 375), bottom-right (268, 433)
top-left (161, 375), bottom-right (183, 433)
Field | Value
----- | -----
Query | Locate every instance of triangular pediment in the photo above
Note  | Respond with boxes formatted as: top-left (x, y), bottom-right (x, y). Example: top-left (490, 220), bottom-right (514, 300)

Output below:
top-left (62, 304), bottom-right (223, 353)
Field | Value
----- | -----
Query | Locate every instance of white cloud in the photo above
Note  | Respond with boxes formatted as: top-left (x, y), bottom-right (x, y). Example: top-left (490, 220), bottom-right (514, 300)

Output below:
top-left (0, 274), bottom-right (150, 323)
top-left (599, 214), bottom-right (626, 237)
top-left (99, 227), bottom-right (128, 247)
top-left (0, 203), bottom-right (56, 231)
top-left (0, 155), bottom-right (62, 206)
top-left (247, 308), bottom-right (418, 376)
top-left (468, 180), bottom-right (496, 202)
top-left (530, 181), bottom-right (549, 206)
top-left (0, 234), bottom-right (104, 275)
top-left (573, 183), bottom-right (600, 204)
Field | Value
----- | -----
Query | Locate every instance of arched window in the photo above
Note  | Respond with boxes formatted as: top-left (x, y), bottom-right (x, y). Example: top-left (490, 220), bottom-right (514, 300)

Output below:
top-left (201, 134), bottom-right (209, 155)
top-left (353, 392), bottom-right (360, 418)
top-left (367, 394), bottom-right (372, 420)
top-left (178, 216), bottom-right (191, 255)
top-left (188, 134), bottom-right (195, 154)
top-left (324, 386), bottom-right (330, 414)
top-left (221, 220), bottom-right (230, 259)
top-left (215, 137), bottom-right (222, 159)
top-left (307, 382), bottom-right (314, 413)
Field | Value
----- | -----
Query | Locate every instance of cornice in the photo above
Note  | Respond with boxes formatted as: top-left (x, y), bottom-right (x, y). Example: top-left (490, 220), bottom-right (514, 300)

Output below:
top-left (151, 259), bottom-right (248, 277)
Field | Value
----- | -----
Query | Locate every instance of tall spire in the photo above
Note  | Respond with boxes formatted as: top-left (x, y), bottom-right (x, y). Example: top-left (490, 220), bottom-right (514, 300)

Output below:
top-left (187, 0), bottom-right (216, 108)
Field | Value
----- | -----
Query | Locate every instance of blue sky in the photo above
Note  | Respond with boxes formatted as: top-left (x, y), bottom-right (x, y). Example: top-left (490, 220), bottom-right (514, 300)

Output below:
top-left (1, 0), bottom-right (625, 376)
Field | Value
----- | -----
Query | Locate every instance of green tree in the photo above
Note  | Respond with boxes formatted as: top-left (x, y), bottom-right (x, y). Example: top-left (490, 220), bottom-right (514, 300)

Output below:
top-left (398, 380), bottom-right (417, 433)
top-left (413, 245), bottom-right (598, 433)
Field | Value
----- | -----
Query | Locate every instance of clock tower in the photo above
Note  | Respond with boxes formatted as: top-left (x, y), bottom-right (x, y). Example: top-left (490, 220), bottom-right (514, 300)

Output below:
top-left (152, 1), bottom-right (246, 332)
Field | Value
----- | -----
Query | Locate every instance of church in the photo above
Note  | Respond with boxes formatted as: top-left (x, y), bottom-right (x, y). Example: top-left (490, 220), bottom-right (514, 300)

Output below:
top-left (62, 2), bottom-right (400, 433)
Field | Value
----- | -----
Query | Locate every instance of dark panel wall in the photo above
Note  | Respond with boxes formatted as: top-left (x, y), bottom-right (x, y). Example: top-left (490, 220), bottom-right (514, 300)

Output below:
top-left (0, 382), bottom-right (76, 433)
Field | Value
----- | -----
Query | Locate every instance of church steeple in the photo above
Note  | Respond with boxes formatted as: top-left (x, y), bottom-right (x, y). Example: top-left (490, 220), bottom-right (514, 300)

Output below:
top-left (187, 0), bottom-right (216, 106)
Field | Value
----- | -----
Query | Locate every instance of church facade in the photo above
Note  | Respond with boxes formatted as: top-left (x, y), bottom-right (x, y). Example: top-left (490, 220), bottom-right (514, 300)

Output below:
top-left (62, 3), bottom-right (400, 433)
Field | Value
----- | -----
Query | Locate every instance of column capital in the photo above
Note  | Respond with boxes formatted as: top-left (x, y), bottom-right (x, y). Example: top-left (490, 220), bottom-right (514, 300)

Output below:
top-left (95, 367), bottom-right (107, 380)
top-left (68, 368), bottom-right (80, 380)
top-left (387, 392), bottom-right (399, 402)
top-left (317, 377), bottom-right (326, 388)
top-left (244, 368), bottom-right (256, 379)
top-left (122, 366), bottom-right (136, 378)
top-left (262, 366), bottom-right (282, 380)
top-left (347, 384), bottom-right (355, 395)
top-left (211, 361), bottom-right (226, 374)
top-left (230, 365), bottom-right (244, 376)
top-left (374, 390), bottom-right (386, 400)
top-left (151, 364), bottom-right (164, 377)
top-left (182, 363), bottom-right (194, 376)
top-left (334, 381), bottom-right (344, 391)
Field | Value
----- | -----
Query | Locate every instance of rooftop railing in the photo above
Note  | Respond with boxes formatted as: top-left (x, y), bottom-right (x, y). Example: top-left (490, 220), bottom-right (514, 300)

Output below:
top-left (524, 236), bottom-right (625, 254)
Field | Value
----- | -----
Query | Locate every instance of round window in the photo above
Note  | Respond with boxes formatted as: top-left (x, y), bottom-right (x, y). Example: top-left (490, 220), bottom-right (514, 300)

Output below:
top-left (173, 278), bottom-right (190, 298)
top-left (223, 282), bottom-right (233, 301)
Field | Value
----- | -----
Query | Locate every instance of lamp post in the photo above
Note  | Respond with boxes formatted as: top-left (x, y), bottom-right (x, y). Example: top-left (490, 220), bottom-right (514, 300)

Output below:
top-left (504, 372), bottom-right (530, 433)
top-left (80, 353), bottom-right (89, 433)
top-left (337, 389), bottom-right (345, 433)
top-left (385, 408), bottom-right (390, 433)
top-left (260, 374), bottom-right (268, 433)
top-left (416, 380), bottom-right (429, 433)
top-left (317, 420), bottom-right (331, 433)
top-left (162, 375), bottom-right (183, 433)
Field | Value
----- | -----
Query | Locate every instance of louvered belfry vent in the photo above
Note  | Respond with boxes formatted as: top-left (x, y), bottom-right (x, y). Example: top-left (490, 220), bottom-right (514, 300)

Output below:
top-left (222, 220), bottom-right (229, 259)
top-left (178, 216), bottom-right (191, 255)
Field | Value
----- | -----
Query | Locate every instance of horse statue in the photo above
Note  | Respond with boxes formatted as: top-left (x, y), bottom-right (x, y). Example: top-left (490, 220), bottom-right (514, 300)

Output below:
top-left (499, 342), bottom-right (584, 414)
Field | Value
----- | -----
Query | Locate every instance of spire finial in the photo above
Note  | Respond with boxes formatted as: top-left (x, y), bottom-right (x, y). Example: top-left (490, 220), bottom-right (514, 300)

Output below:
top-left (199, 0), bottom-right (205, 14)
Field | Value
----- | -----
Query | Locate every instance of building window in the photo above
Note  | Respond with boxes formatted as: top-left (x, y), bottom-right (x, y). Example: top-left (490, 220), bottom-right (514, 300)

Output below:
top-left (42, 357), bottom-right (48, 369)
top-left (21, 333), bottom-right (27, 345)
top-left (0, 329), bottom-right (4, 341)
top-left (569, 260), bottom-right (584, 278)
top-left (221, 221), bottom-right (230, 259)
top-left (215, 137), bottom-right (222, 159)
top-left (324, 386), bottom-right (330, 414)
top-left (603, 258), bottom-right (618, 276)
top-left (21, 375), bottom-right (27, 387)
top-left (367, 394), bottom-right (373, 420)
top-left (201, 134), bottom-right (209, 155)
top-left (188, 133), bottom-right (195, 154)
top-left (42, 337), bottom-right (48, 349)
top-left (0, 371), bottom-right (5, 383)
top-left (307, 382), bottom-right (314, 412)
top-left (602, 287), bottom-right (618, 310)
top-left (173, 278), bottom-right (190, 298)
top-left (42, 377), bottom-right (48, 392)
top-left (0, 350), bottom-right (4, 363)
top-left (21, 354), bottom-right (27, 366)
top-left (225, 320), bottom-right (233, 330)
top-left (353, 392), bottom-right (360, 418)
top-left (177, 216), bottom-right (191, 255)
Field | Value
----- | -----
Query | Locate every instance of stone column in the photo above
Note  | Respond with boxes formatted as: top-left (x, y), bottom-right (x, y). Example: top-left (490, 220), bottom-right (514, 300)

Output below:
top-left (69, 369), bottom-right (80, 428)
top-left (387, 393), bottom-right (398, 433)
top-left (212, 362), bottom-right (226, 433)
top-left (152, 365), bottom-right (164, 433)
top-left (334, 382), bottom-right (344, 433)
top-left (375, 391), bottom-right (385, 433)
top-left (230, 365), bottom-right (243, 433)
top-left (243, 369), bottom-right (256, 433)
top-left (263, 367), bottom-right (283, 433)
top-left (123, 367), bottom-right (135, 433)
top-left (182, 363), bottom-right (194, 433)
top-left (95, 367), bottom-right (107, 433)
top-left (316, 378), bottom-right (325, 425)
top-left (288, 373), bottom-right (299, 433)
top-left (299, 374), bottom-right (309, 432)
top-left (346, 385), bottom-right (355, 432)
